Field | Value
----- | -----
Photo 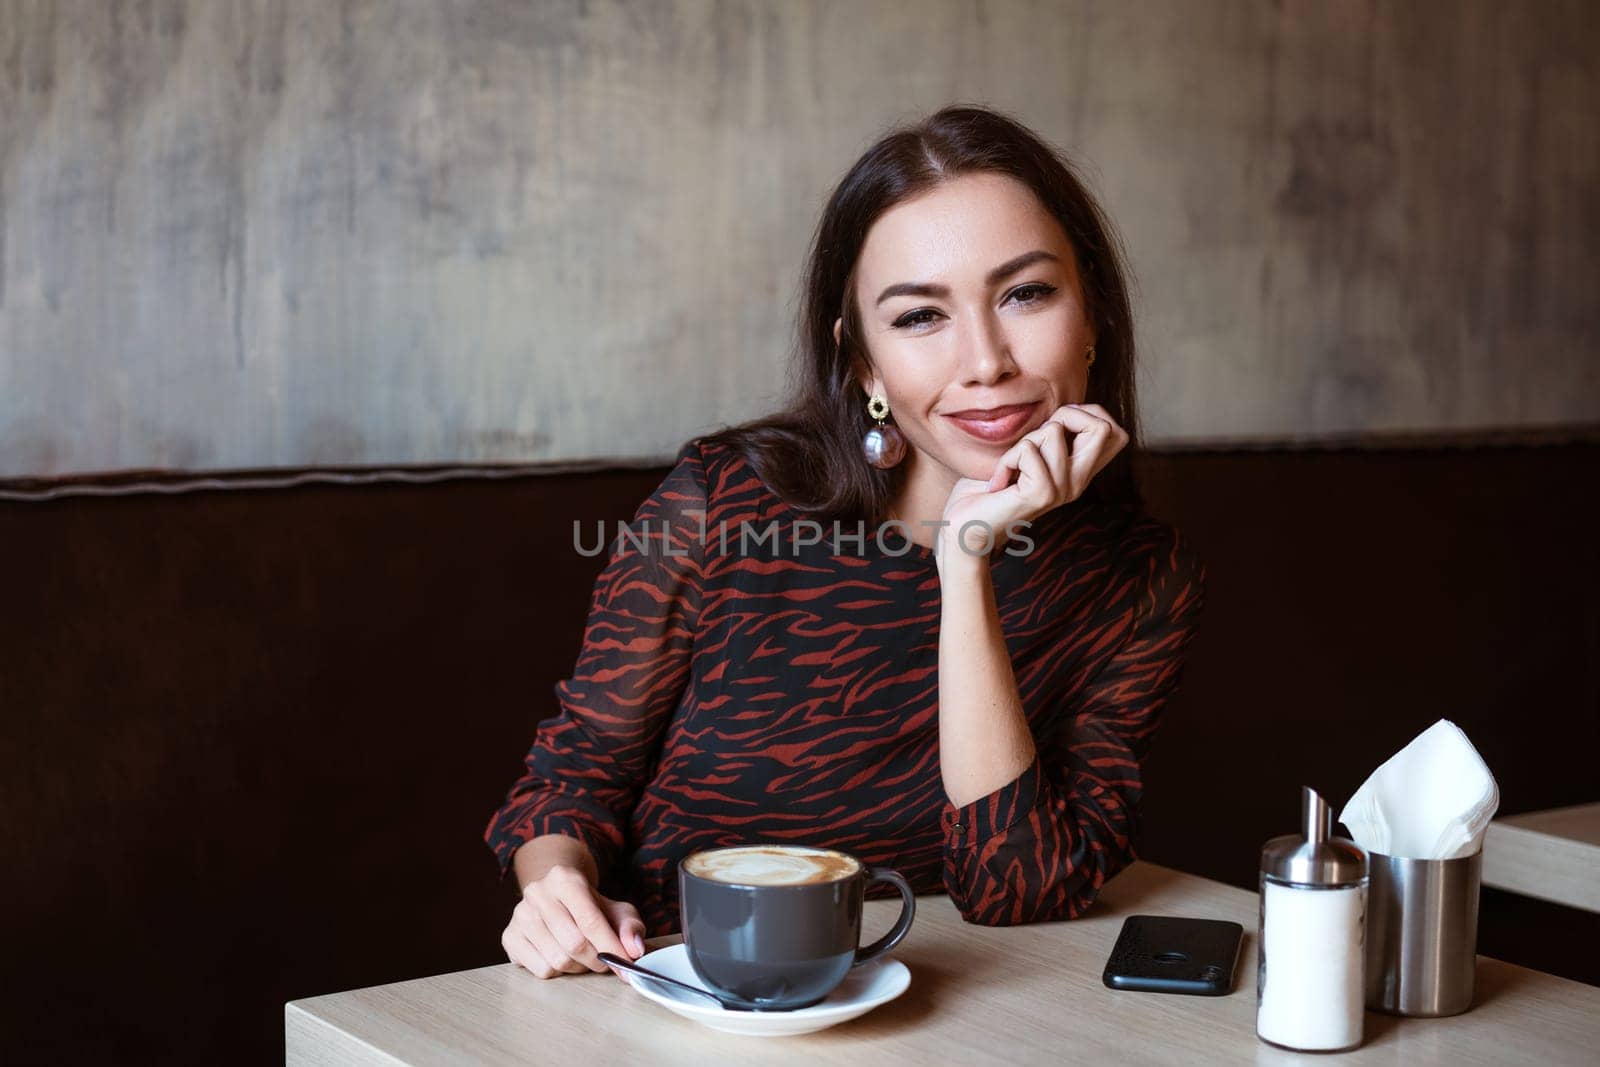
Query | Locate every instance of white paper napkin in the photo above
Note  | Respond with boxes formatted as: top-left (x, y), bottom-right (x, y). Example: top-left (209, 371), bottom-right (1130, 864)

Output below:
top-left (1338, 719), bottom-right (1500, 859)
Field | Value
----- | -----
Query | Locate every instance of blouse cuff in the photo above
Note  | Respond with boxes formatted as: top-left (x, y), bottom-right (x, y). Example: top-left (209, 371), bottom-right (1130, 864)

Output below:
top-left (939, 754), bottom-right (1045, 851)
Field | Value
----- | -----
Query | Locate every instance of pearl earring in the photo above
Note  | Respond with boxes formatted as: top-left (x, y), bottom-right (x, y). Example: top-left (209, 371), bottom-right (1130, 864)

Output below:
top-left (862, 394), bottom-right (906, 469)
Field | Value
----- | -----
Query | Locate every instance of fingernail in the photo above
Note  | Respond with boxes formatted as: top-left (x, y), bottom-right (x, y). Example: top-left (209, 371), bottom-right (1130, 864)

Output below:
top-left (630, 933), bottom-right (645, 956)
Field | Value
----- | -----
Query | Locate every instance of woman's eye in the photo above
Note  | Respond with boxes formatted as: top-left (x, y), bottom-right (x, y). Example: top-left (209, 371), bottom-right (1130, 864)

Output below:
top-left (892, 309), bottom-right (941, 330)
top-left (1009, 283), bottom-right (1057, 305)
top-left (892, 284), bottom-right (1054, 330)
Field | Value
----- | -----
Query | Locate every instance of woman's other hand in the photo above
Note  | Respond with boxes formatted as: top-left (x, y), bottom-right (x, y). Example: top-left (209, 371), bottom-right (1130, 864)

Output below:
top-left (939, 403), bottom-right (1129, 560)
top-left (500, 864), bottom-right (647, 978)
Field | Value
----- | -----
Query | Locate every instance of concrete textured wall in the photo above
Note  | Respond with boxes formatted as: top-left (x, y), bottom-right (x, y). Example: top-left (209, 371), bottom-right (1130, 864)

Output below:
top-left (1, 0), bottom-right (1596, 478)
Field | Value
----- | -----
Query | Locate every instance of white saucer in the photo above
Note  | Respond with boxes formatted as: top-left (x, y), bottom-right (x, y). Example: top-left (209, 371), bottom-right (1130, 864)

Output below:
top-left (607, 943), bottom-right (911, 1037)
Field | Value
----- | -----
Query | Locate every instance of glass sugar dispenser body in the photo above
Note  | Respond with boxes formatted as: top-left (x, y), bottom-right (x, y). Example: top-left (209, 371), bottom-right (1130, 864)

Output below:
top-left (1256, 786), bottom-right (1369, 1053)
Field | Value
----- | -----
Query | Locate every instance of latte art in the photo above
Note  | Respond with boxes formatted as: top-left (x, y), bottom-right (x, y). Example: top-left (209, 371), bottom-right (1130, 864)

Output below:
top-left (683, 845), bottom-right (862, 886)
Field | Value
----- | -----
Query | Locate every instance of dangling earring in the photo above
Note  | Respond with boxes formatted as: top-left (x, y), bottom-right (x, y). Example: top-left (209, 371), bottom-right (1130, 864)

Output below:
top-left (862, 394), bottom-right (906, 469)
top-left (1085, 344), bottom-right (1097, 369)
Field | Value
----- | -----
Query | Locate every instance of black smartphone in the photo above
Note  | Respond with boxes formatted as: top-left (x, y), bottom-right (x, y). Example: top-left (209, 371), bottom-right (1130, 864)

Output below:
top-left (1102, 914), bottom-right (1243, 996)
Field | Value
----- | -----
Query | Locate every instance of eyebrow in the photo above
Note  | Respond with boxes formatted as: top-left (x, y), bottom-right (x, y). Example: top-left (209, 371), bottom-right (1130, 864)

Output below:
top-left (873, 249), bottom-right (1063, 307)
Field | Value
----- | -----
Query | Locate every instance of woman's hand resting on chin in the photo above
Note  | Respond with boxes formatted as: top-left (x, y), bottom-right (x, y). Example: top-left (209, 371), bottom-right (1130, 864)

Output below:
top-left (937, 403), bottom-right (1129, 567)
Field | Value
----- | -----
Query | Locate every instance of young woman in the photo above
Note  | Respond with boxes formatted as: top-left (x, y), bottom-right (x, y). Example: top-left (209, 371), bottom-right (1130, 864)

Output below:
top-left (486, 105), bottom-right (1207, 978)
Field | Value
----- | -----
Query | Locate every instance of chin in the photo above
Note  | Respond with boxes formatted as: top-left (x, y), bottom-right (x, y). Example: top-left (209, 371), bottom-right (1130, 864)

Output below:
top-left (922, 423), bottom-right (1032, 481)
top-left (946, 446), bottom-right (1008, 484)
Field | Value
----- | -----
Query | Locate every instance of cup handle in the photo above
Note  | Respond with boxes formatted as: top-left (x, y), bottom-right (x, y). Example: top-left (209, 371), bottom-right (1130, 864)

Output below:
top-left (854, 867), bottom-right (916, 966)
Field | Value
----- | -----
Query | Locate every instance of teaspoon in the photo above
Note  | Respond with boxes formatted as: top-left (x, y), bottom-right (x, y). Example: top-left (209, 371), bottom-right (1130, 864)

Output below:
top-left (597, 952), bottom-right (759, 1011)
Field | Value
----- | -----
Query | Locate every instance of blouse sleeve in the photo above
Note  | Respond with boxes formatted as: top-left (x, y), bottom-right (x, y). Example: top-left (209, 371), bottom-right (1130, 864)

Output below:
top-left (939, 523), bottom-right (1207, 925)
top-left (483, 440), bottom-right (708, 880)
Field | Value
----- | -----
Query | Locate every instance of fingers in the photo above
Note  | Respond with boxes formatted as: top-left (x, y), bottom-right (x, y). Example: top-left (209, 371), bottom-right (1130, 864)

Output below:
top-left (502, 921), bottom-right (574, 980)
top-left (1047, 406), bottom-right (1109, 498)
top-left (535, 895), bottom-right (608, 973)
top-left (1061, 406), bottom-right (1124, 494)
top-left (1033, 419), bottom-right (1069, 474)
top-left (506, 865), bottom-right (640, 979)
top-left (989, 416), bottom-right (1070, 498)
top-left (1040, 403), bottom-right (1110, 439)
top-left (501, 925), bottom-right (548, 976)
top-left (988, 431), bottom-right (1045, 492)
top-left (1066, 427), bottom-right (1110, 499)
top-left (562, 890), bottom-right (636, 970)
top-left (1044, 404), bottom-right (1128, 494)
top-left (1051, 403), bottom-right (1130, 454)
top-left (520, 907), bottom-right (590, 975)
top-left (983, 403), bottom-right (1129, 507)
top-left (1014, 439), bottom-right (1056, 508)
top-left (600, 898), bottom-right (649, 959)
top-left (1067, 402), bottom-right (1122, 432)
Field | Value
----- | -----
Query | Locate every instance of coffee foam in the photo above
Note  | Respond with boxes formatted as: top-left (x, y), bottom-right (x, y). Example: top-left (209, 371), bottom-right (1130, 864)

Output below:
top-left (683, 845), bottom-right (862, 886)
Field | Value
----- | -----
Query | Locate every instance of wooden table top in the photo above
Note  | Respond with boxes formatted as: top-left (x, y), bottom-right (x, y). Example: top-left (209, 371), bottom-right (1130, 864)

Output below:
top-left (286, 862), bottom-right (1600, 1065)
top-left (1483, 801), bottom-right (1600, 913)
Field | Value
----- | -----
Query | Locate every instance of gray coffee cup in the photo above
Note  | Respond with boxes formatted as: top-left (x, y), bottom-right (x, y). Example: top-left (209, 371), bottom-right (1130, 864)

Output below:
top-left (678, 844), bottom-right (916, 1011)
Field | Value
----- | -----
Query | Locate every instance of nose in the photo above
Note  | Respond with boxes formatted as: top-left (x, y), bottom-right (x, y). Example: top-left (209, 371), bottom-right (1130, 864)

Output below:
top-left (957, 306), bottom-right (1017, 386)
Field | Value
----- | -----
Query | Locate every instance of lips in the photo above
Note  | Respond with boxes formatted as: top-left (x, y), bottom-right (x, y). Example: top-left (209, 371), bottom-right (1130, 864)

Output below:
top-left (941, 401), bottom-right (1039, 444)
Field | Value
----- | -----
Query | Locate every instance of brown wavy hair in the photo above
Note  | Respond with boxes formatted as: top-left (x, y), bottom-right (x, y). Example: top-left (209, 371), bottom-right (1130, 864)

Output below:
top-left (701, 104), bottom-right (1143, 527)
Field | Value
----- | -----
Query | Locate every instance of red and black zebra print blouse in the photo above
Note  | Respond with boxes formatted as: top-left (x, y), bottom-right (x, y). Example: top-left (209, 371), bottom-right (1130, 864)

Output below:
top-left (485, 436), bottom-right (1207, 934)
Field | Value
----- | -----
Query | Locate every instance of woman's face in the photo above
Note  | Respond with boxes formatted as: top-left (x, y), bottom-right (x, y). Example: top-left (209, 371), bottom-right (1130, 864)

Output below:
top-left (839, 172), bottom-right (1095, 484)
